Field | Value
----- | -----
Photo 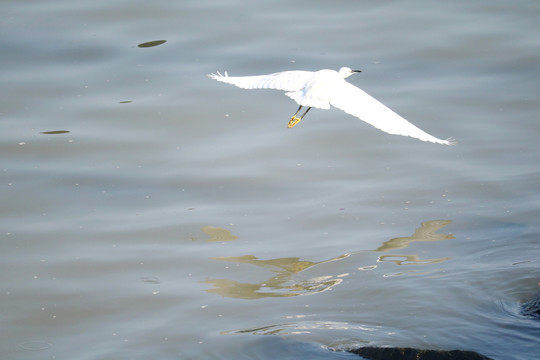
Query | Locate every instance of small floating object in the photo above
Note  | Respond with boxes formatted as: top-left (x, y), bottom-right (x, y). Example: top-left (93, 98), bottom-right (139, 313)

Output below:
top-left (119, 100), bottom-right (132, 104)
top-left (140, 276), bottom-right (160, 284)
top-left (137, 40), bottom-right (167, 48)
top-left (40, 130), bottom-right (70, 134)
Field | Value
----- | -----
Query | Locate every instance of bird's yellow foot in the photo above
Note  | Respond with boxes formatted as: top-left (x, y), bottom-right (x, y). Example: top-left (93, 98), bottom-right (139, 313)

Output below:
top-left (288, 116), bottom-right (301, 128)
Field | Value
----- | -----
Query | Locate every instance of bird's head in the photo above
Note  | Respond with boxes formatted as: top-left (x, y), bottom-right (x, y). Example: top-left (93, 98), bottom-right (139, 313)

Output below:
top-left (338, 67), bottom-right (362, 78)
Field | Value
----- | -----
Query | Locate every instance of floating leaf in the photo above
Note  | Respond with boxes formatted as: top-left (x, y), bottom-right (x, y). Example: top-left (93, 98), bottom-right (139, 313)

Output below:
top-left (138, 40), bottom-right (166, 48)
top-left (40, 130), bottom-right (70, 134)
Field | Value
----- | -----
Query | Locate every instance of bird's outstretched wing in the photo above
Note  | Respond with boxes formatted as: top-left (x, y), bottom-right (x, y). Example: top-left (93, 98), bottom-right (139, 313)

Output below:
top-left (330, 81), bottom-right (455, 145)
top-left (208, 71), bottom-right (314, 92)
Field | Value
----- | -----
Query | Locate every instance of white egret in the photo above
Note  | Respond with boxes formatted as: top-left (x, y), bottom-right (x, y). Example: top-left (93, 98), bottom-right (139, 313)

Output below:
top-left (208, 67), bottom-right (455, 145)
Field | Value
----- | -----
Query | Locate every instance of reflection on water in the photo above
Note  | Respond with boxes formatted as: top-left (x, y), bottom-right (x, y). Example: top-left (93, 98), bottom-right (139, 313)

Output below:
top-left (223, 321), bottom-right (379, 336)
top-left (375, 220), bottom-right (454, 252)
top-left (378, 254), bottom-right (450, 266)
top-left (204, 254), bottom-right (350, 299)
top-left (202, 226), bottom-right (239, 242)
top-left (375, 220), bottom-right (453, 267)
top-left (204, 220), bottom-right (453, 299)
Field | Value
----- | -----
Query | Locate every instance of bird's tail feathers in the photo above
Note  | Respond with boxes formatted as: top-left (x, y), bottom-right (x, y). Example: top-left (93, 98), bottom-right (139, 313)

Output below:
top-left (443, 137), bottom-right (458, 146)
top-left (207, 71), bottom-right (229, 79)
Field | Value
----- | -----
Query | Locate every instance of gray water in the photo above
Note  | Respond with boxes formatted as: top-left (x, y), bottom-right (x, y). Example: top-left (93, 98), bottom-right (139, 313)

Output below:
top-left (1, 1), bottom-right (539, 359)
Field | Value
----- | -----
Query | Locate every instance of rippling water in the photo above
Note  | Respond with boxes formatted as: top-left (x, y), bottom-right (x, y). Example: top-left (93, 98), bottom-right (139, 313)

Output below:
top-left (1, 1), bottom-right (539, 359)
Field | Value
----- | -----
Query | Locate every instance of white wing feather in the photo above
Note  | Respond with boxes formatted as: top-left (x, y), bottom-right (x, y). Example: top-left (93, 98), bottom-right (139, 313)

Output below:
top-left (330, 81), bottom-right (455, 145)
top-left (208, 69), bottom-right (455, 145)
top-left (208, 70), bottom-right (314, 92)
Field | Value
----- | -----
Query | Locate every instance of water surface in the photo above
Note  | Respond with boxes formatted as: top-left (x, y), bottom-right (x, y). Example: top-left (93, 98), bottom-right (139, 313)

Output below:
top-left (1, 1), bottom-right (539, 359)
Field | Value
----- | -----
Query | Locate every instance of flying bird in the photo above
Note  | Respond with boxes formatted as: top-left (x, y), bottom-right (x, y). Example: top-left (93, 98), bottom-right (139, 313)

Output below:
top-left (208, 67), bottom-right (455, 145)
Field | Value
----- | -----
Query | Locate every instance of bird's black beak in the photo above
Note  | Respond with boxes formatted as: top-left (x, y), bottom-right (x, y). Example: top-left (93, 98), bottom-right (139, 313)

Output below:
top-left (352, 69), bottom-right (362, 73)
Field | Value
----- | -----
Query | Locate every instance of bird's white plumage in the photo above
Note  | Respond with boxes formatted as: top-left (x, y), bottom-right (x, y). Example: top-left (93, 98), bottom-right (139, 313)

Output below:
top-left (210, 70), bottom-right (314, 92)
top-left (208, 67), bottom-right (455, 145)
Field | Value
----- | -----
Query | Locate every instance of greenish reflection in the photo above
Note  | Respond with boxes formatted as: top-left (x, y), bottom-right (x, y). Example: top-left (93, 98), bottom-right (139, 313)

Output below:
top-left (203, 220), bottom-right (453, 299)
top-left (375, 220), bottom-right (453, 266)
top-left (204, 253), bottom-right (350, 299)
top-left (201, 226), bottom-right (238, 242)
top-left (377, 254), bottom-right (450, 266)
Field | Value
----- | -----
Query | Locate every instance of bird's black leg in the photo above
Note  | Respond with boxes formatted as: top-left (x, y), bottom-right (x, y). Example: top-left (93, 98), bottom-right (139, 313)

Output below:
top-left (288, 105), bottom-right (307, 128)
top-left (300, 107), bottom-right (311, 119)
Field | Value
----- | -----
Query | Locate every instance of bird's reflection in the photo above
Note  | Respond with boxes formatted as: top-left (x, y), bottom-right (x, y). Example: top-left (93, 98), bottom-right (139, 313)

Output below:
top-left (375, 220), bottom-right (453, 266)
top-left (204, 254), bottom-right (350, 299)
top-left (203, 220), bottom-right (453, 299)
